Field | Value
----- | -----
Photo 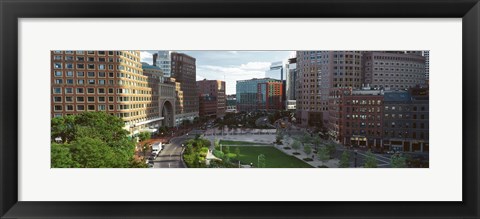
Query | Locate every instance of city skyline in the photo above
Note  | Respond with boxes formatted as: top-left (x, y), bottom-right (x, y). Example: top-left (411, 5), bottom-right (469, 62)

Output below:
top-left (141, 50), bottom-right (293, 95)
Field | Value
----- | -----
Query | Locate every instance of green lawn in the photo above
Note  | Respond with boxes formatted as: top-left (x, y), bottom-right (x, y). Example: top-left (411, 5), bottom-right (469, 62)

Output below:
top-left (222, 146), bottom-right (312, 168)
top-left (219, 140), bottom-right (272, 146)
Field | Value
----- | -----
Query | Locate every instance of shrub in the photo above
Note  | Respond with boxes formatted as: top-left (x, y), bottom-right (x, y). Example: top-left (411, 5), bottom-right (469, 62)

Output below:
top-left (283, 147), bottom-right (291, 150)
top-left (303, 158), bottom-right (313, 161)
top-left (213, 150), bottom-right (224, 158)
top-left (293, 152), bottom-right (301, 155)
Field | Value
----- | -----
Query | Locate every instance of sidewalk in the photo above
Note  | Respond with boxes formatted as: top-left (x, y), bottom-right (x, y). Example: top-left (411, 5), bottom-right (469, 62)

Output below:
top-left (274, 137), bottom-right (340, 168)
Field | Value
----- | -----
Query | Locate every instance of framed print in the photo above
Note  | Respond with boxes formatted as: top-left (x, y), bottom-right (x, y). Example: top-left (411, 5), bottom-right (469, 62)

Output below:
top-left (1, 0), bottom-right (479, 218)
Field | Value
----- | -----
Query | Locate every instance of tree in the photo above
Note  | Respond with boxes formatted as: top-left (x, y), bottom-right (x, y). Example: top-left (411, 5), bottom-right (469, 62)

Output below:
top-left (275, 131), bottom-right (284, 144)
top-left (51, 115), bottom-right (76, 143)
top-left (304, 144), bottom-right (312, 156)
top-left (312, 135), bottom-right (322, 151)
top-left (291, 140), bottom-right (301, 152)
top-left (51, 112), bottom-right (137, 168)
top-left (317, 146), bottom-right (329, 164)
top-left (141, 142), bottom-right (150, 157)
top-left (339, 151), bottom-right (350, 168)
top-left (138, 132), bottom-right (151, 142)
top-left (258, 154), bottom-right (266, 168)
top-left (364, 150), bottom-right (378, 168)
top-left (69, 137), bottom-right (117, 168)
top-left (391, 153), bottom-right (407, 168)
top-left (51, 143), bottom-right (76, 168)
top-left (214, 138), bottom-right (220, 150)
top-left (326, 143), bottom-right (336, 158)
top-left (301, 133), bottom-right (312, 145)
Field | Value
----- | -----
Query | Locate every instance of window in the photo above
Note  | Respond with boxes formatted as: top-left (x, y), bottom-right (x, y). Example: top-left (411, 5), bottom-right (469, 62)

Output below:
top-left (53, 96), bottom-right (62, 102)
top-left (66, 71), bottom-right (74, 77)
top-left (99, 64), bottom-right (106, 70)
top-left (66, 79), bottom-right (74, 84)
top-left (65, 96), bottom-right (73, 102)
top-left (87, 88), bottom-right (95, 94)
top-left (98, 97), bottom-right (105, 102)
top-left (98, 80), bottom-right (105, 85)
top-left (54, 63), bottom-right (62, 69)
top-left (54, 71), bottom-right (62, 77)
top-left (54, 79), bottom-right (63, 84)
top-left (66, 105), bottom-right (74, 111)
top-left (109, 105), bottom-right (114, 110)
top-left (87, 72), bottom-right (95, 77)
top-left (53, 87), bottom-right (61, 94)
top-left (108, 88), bottom-right (114, 94)
top-left (77, 63), bottom-right (85, 69)
top-left (76, 57), bottom-right (85, 61)
top-left (88, 105), bottom-right (95, 111)
top-left (98, 105), bottom-right (106, 111)
top-left (98, 88), bottom-right (105, 94)
top-left (76, 51), bottom-right (84, 55)
top-left (77, 105), bottom-right (85, 111)
top-left (88, 57), bottom-right (95, 62)
top-left (76, 88), bottom-right (84, 94)
top-left (87, 64), bottom-right (95, 69)
top-left (77, 79), bottom-right (84, 85)
top-left (98, 72), bottom-right (106, 77)
top-left (66, 63), bottom-right (74, 69)
top-left (65, 88), bottom-right (73, 94)
top-left (77, 71), bottom-right (85, 77)
top-left (88, 79), bottom-right (95, 85)
top-left (87, 97), bottom-right (95, 102)
top-left (54, 55), bottom-right (62, 60)
top-left (54, 105), bottom-right (62, 111)
top-left (108, 96), bottom-right (114, 102)
top-left (76, 97), bottom-right (84, 102)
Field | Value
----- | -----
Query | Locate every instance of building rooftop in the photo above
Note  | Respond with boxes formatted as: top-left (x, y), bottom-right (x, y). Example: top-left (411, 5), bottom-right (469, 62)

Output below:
top-left (384, 91), bottom-right (411, 102)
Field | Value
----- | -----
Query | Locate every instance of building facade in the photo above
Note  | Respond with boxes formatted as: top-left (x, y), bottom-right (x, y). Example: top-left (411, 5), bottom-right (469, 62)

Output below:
top-left (51, 50), bottom-right (161, 135)
top-left (337, 88), bottom-right (384, 149)
top-left (153, 50), bottom-right (171, 77)
top-left (159, 78), bottom-right (176, 127)
top-left (236, 78), bottom-right (282, 112)
top-left (196, 79), bottom-right (226, 118)
top-left (141, 62), bottom-right (164, 130)
top-left (257, 80), bottom-right (283, 111)
top-left (170, 52), bottom-right (199, 126)
top-left (296, 51), bottom-right (363, 128)
top-left (226, 94), bottom-right (237, 113)
top-left (362, 51), bottom-right (426, 90)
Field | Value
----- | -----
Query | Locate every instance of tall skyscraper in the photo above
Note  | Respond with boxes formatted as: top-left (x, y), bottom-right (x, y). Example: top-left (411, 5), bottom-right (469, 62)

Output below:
top-left (197, 79), bottom-right (226, 118)
top-left (296, 51), bottom-right (363, 129)
top-left (51, 50), bottom-right (161, 134)
top-left (154, 50), bottom-right (171, 78)
top-left (236, 78), bottom-right (283, 112)
top-left (423, 51), bottom-right (429, 83)
top-left (170, 52), bottom-right (199, 125)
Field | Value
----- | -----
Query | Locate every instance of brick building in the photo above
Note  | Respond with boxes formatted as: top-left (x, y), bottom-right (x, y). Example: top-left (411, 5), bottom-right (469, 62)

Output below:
top-left (196, 79), bottom-right (226, 118)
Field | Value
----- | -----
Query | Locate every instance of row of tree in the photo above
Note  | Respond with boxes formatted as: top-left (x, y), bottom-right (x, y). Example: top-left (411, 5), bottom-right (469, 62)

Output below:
top-left (51, 112), bottom-right (145, 168)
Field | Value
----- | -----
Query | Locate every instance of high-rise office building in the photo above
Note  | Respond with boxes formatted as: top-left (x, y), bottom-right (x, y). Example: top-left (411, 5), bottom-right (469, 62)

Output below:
top-left (51, 50), bottom-right (161, 134)
top-left (197, 79), bottom-right (226, 118)
top-left (170, 52), bottom-right (199, 125)
top-left (423, 51), bottom-right (429, 84)
top-left (153, 50), bottom-right (171, 78)
top-left (362, 51), bottom-right (426, 90)
top-left (236, 78), bottom-right (283, 112)
top-left (296, 51), bottom-right (363, 128)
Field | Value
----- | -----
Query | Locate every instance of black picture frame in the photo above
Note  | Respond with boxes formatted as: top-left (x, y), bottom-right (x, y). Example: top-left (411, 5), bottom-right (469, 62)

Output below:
top-left (1, 0), bottom-right (479, 218)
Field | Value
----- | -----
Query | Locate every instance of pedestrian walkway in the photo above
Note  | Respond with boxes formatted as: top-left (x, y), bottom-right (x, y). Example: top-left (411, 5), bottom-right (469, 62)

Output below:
top-left (274, 137), bottom-right (340, 168)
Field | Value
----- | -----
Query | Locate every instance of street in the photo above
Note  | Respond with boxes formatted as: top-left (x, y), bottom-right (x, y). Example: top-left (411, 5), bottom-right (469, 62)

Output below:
top-left (154, 136), bottom-right (190, 168)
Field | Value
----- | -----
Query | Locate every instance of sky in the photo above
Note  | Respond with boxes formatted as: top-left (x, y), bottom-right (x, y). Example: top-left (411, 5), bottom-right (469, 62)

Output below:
top-left (140, 51), bottom-right (294, 94)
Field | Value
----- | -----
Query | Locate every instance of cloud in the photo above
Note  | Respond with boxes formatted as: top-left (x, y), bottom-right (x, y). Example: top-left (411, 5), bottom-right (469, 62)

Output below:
top-left (196, 62), bottom-right (272, 94)
top-left (140, 51), bottom-right (156, 64)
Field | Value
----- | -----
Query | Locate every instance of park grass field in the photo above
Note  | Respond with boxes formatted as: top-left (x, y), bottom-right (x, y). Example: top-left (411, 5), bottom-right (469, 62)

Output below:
top-left (222, 145), bottom-right (312, 168)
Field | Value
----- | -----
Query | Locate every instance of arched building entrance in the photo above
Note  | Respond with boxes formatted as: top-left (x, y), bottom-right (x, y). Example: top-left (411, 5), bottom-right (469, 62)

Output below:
top-left (161, 100), bottom-right (174, 127)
